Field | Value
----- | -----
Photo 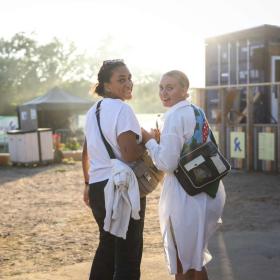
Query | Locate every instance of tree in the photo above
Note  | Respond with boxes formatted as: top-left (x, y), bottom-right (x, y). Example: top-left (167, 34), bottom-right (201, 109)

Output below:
top-left (0, 33), bottom-right (94, 115)
top-left (128, 72), bottom-right (166, 113)
top-left (0, 33), bottom-right (165, 115)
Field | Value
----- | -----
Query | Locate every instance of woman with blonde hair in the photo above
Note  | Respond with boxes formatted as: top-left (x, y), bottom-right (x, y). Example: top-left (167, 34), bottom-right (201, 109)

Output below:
top-left (142, 70), bottom-right (226, 280)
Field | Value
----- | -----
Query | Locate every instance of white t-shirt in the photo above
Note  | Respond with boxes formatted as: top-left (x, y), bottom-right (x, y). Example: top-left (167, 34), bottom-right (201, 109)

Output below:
top-left (85, 98), bottom-right (141, 183)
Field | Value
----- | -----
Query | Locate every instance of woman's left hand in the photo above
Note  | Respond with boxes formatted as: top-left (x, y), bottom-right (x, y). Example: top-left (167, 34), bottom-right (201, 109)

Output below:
top-left (141, 128), bottom-right (153, 144)
top-left (150, 128), bottom-right (160, 143)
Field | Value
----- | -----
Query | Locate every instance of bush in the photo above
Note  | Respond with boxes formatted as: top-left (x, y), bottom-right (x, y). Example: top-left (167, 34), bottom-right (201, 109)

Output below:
top-left (64, 137), bottom-right (81, 151)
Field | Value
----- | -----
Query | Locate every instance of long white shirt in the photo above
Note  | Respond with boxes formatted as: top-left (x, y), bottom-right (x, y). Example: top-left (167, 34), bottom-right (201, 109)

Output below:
top-left (145, 100), bottom-right (226, 274)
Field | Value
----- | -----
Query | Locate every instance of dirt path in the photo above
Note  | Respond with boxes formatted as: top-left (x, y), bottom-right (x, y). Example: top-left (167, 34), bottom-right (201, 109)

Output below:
top-left (0, 163), bottom-right (280, 279)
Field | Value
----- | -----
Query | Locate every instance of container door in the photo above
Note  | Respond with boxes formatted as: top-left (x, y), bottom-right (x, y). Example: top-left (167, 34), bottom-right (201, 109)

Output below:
top-left (8, 135), bottom-right (17, 162)
top-left (28, 132), bottom-right (39, 162)
top-left (17, 134), bottom-right (25, 163)
top-left (271, 56), bottom-right (280, 122)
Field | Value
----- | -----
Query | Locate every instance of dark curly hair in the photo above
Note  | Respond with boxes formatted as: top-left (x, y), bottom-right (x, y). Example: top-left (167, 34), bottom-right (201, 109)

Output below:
top-left (93, 60), bottom-right (126, 97)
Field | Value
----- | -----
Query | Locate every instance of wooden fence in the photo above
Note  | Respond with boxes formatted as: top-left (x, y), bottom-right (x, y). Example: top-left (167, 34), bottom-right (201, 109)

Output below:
top-left (191, 82), bottom-right (280, 173)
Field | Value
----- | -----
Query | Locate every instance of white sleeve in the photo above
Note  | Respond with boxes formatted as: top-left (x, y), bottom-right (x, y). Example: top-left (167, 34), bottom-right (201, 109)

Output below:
top-left (145, 110), bottom-right (195, 173)
top-left (116, 104), bottom-right (142, 141)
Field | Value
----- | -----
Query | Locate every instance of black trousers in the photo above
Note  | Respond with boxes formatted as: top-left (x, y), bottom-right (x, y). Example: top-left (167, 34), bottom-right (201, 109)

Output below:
top-left (89, 180), bottom-right (146, 280)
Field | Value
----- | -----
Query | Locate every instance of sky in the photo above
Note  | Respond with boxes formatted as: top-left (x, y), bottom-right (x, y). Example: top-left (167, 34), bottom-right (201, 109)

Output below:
top-left (0, 0), bottom-right (280, 87)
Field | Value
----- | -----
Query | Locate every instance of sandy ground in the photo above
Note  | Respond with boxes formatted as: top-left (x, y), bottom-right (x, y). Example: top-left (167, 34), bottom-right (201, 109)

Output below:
top-left (0, 162), bottom-right (280, 280)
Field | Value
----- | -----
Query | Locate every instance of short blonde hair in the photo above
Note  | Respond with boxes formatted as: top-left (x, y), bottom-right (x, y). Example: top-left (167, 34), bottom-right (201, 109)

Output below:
top-left (163, 70), bottom-right (189, 90)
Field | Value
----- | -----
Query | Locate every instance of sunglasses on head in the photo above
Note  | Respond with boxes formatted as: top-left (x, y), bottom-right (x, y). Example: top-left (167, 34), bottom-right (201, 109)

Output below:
top-left (103, 59), bottom-right (124, 65)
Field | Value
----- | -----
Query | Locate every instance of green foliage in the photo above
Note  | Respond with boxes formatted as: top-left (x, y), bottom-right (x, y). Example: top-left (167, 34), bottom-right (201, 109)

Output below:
top-left (64, 137), bottom-right (81, 151)
top-left (61, 79), bottom-right (92, 99)
top-left (0, 33), bottom-right (94, 115)
top-left (128, 73), bottom-right (166, 113)
top-left (0, 33), bottom-right (165, 115)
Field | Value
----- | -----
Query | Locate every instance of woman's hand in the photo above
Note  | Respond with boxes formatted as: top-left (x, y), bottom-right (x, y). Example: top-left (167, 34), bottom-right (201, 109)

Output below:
top-left (83, 184), bottom-right (90, 207)
top-left (142, 127), bottom-right (161, 144)
top-left (150, 128), bottom-right (160, 143)
top-left (141, 128), bottom-right (153, 144)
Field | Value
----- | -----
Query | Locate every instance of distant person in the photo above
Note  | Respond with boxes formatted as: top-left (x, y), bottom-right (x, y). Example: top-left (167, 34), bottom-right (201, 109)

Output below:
top-left (82, 59), bottom-right (146, 280)
top-left (141, 70), bottom-right (226, 280)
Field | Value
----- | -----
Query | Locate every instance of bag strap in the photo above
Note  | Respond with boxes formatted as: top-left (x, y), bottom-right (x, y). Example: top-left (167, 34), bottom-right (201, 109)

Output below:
top-left (96, 100), bottom-right (116, 159)
top-left (209, 130), bottom-right (218, 148)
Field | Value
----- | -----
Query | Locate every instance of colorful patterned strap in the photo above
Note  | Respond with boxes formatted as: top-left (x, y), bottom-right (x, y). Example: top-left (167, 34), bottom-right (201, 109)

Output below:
top-left (181, 105), bottom-right (217, 155)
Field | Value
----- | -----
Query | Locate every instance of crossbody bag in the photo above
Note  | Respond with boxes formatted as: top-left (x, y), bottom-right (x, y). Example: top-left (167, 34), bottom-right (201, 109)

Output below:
top-left (95, 100), bottom-right (163, 197)
top-left (174, 105), bottom-right (231, 198)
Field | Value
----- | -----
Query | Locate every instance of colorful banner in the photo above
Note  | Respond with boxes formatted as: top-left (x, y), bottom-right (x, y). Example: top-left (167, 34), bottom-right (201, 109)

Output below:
top-left (230, 131), bottom-right (245, 159)
top-left (258, 132), bottom-right (275, 161)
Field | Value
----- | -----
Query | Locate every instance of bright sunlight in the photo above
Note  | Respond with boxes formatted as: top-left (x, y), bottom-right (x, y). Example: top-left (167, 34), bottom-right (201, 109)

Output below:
top-left (1, 0), bottom-right (280, 86)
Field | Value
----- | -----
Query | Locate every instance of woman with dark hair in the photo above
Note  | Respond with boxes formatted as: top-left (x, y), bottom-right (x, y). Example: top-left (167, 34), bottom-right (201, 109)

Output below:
top-left (82, 59), bottom-right (146, 280)
top-left (142, 70), bottom-right (226, 280)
